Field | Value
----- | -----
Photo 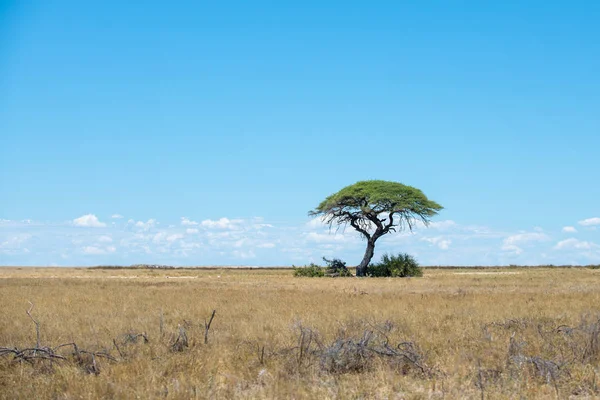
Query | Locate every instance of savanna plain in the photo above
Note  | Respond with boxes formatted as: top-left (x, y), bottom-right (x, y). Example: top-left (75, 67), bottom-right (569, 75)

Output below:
top-left (1, 266), bottom-right (599, 399)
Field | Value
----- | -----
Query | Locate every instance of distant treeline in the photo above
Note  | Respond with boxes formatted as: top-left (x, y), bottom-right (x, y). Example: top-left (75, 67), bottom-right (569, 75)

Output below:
top-left (425, 264), bottom-right (600, 269)
top-left (90, 264), bottom-right (600, 270)
top-left (90, 264), bottom-right (176, 270)
top-left (89, 264), bottom-right (286, 270)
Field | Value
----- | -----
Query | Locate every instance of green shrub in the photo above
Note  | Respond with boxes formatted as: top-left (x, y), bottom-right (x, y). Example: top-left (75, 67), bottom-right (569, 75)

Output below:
top-left (366, 253), bottom-right (422, 277)
top-left (323, 257), bottom-right (353, 277)
top-left (293, 263), bottom-right (326, 277)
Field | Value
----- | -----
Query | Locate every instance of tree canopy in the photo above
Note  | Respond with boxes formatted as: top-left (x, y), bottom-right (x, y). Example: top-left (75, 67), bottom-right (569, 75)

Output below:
top-left (310, 180), bottom-right (443, 276)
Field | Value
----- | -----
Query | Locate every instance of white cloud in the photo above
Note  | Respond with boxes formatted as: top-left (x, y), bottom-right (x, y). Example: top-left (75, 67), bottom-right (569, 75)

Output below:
top-left (503, 232), bottom-right (549, 246)
top-left (151, 232), bottom-right (167, 243)
top-left (201, 217), bottom-right (244, 230)
top-left (82, 246), bottom-right (103, 255)
top-left (82, 245), bottom-right (116, 255)
top-left (254, 223), bottom-right (274, 229)
top-left (439, 241), bottom-right (451, 250)
top-left (257, 242), bottom-right (276, 249)
top-left (234, 238), bottom-right (247, 248)
top-left (232, 250), bottom-right (256, 259)
top-left (0, 234), bottom-right (32, 255)
top-left (501, 232), bottom-right (550, 255)
top-left (0, 218), bottom-right (36, 226)
top-left (179, 241), bottom-right (202, 250)
top-left (579, 217), bottom-right (600, 226)
top-left (73, 214), bottom-right (106, 228)
top-left (429, 220), bottom-right (458, 230)
top-left (502, 244), bottom-right (523, 256)
top-left (562, 226), bottom-right (577, 233)
top-left (0, 235), bottom-right (28, 248)
top-left (166, 234), bottom-right (184, 243)
top-left (422, 236), bottom-right (452, 250)
top-left (111, 214), bottom-right (124, 219)
top-left (554, 238), bottom-right (597, 250)
top-left (181, 217), bottom-right (198, 226)
top-left (306, 232), bottom-right (354, 244)
top-left (98, 235), bottom-right (113, 243)
top-left (132, 219), bottom-right (157, 231)
top-left (0, 219), bottom-right (50, 228)
top-left (186, 228), bottom-right (199, 234)
top-left (306, 217), bottom-right (328, 229)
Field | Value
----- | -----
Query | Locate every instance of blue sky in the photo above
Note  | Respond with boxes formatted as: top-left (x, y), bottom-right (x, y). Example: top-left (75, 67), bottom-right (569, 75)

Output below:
top-left (1, 1), bottom-right (599, 266)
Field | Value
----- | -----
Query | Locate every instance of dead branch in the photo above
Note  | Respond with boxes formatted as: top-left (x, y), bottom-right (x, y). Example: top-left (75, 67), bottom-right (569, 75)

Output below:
top-left (204, 310), bottom-right (216, 345)
top-left (159, 309), bottom-right (164, 337)
top-left (172, 325), bottom-right (189, 352)
top-left (257, 344), bottom-right (265, 364)
top-left (26, 301), bottom-right (40, 349)
top-left (113, 339), bottom-right (124, 358)
top-left (121, 332), bottom-right (149, 345)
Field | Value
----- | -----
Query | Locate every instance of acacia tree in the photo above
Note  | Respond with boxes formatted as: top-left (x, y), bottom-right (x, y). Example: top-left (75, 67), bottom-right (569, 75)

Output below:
top-left (309, 180), bottom-right (442, 277)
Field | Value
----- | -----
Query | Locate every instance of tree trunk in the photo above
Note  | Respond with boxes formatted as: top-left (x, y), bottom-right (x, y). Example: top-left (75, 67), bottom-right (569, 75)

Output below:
top-left (356, 239), bottom-right (376, 277)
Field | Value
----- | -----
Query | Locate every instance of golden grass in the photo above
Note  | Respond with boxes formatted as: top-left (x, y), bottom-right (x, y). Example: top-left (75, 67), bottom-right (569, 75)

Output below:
top-left (1, 267), bottom-right (599, 399)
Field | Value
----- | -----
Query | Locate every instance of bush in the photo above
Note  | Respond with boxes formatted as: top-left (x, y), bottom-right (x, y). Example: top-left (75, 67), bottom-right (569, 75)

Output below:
top-left (293, 258), bottom-right (353, 277)
top-left (293, 263), bottom-right (325, 277)
top-left (366, 253), bottom-right (422, 277)
top-left (323, 257), bottom-right (353, 277)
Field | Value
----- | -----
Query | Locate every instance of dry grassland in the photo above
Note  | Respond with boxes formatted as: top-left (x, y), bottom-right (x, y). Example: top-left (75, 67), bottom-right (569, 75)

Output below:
top-left (1, 267), bottom-right (599, 399)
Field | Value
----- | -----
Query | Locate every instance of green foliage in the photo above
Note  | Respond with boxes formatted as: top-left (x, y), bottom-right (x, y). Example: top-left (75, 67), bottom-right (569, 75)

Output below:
top-left (310, 180), bottom-right (443, 226)
top-left (293, 263), bottom-right (326, 277)
top-left (323, 257), bottom-right (353, 277)
top-left (366, 253), bottom-right (422, 277)
top-left (293, 258), bottom-right (354, 277)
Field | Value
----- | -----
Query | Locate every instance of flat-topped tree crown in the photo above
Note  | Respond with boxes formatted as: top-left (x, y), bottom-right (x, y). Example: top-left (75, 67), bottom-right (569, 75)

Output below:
top-left (310, 180), bottom-right (442, 276)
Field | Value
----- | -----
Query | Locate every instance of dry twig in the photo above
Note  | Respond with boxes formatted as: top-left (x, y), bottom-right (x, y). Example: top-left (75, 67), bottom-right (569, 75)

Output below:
top-left (204, 310), bottom-right (216, 345)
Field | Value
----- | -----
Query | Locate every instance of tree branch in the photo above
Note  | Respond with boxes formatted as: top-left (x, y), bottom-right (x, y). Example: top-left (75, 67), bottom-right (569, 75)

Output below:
top-left (350, 217), bottom-right (371, 239)
top-left (364, 212), bottom-right (383, 230)
top-left (26, 301), bottom-right (40, 349)
top-left (382, 212), bottom-right (396, 234)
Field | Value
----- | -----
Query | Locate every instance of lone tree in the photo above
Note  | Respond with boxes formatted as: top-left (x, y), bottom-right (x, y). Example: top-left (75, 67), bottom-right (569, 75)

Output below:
top-left (309, 180), bottom-right (442, 277)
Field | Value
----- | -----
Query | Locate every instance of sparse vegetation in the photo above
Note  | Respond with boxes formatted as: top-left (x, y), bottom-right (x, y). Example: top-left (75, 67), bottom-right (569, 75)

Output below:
top-left (91, 264), bottom-right (177, 269)
top-left (1, 266), bottom-right (599, 398)
top-left (367, 253), bottom-right (423, 277)
top-left (322, 257), bottom-right (352, 277)
top-left (293, 263), bottom-right (325, 277)
top-left (293, 258), bottom-right (352, 277)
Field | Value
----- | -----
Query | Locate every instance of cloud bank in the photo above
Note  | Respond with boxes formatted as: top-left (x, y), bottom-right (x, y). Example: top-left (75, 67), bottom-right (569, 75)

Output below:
top-left (1, 215), bottom-right (599, 266)
top-left (73, 214), bottom-right (106, 228)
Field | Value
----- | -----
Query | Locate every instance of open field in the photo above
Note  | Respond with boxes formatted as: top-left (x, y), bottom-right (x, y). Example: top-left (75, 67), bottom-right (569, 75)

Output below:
top-left (1, 267), bottom-right (599, 399)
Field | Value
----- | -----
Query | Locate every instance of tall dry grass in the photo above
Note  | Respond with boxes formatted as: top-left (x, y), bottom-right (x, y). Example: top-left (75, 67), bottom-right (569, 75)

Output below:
top-left (0, 267), bottom-right (599, 399)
